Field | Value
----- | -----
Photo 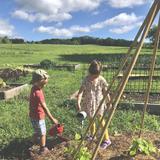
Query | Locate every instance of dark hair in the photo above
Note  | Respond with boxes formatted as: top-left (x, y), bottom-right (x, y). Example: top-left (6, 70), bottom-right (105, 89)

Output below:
top-left (88, 60), bottom-right (102, 75)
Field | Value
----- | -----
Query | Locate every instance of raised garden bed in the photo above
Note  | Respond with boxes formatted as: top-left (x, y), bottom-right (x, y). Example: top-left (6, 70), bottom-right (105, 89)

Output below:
top-left (0, 83), bottom-right (28, 100)
top-left (23, 63), bottom-right (81, 71)
top-left (23, 64), bottom-right (41, 68)
top-left (53, 64), bottom-right (81, 71)
top-left (118, 73), bottom-right (160, 80)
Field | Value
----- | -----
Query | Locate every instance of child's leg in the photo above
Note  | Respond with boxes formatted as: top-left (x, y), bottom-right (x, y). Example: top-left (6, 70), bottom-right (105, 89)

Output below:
top-left (89, 118), bottom-right (96, 136)
top-left (40, 134), bottom-right (46, 147)
top-left (38, 120), bottom-right (49, 154)
top-left (38, 119), bottom-right (47, 147)
top-left (98, 116), bottom-right (109, 141)
top-left (30, 119), bottom-right (39, 144)
top-left (31, 133), bottom-right (39, 144)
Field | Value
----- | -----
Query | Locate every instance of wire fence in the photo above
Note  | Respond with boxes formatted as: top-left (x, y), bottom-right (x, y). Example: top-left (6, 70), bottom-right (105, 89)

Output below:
top-left (80, 55), bottom-right (160, 103)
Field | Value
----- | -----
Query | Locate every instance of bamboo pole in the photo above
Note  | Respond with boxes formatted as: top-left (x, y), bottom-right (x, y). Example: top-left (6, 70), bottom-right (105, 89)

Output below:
top-left (91, 1), bottom-right (159, 160)
top-left (139, 15), bottom-right (160, 138)
top-left (73, 2), bottom-right (158, 157)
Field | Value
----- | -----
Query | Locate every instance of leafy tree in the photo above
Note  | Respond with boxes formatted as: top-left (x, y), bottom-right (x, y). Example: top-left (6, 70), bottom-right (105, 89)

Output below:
top-left (1, 36), bottom-right (11, 44)
top-left (147, 25), bottom-right (157, 44)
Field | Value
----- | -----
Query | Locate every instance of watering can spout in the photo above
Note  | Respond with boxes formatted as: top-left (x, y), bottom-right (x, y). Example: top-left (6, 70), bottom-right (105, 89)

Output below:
top-left (77, 111), bottom-right (87, 120)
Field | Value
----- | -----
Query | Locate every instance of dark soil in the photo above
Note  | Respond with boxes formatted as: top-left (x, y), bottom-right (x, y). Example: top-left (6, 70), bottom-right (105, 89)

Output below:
top-left (122, 92), bottom-right (160, 104)
top-left (28, 132), bottom-right (160, 160)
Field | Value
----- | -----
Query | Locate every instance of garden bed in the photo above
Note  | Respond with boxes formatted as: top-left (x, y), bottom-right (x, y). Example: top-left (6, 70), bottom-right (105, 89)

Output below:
top-left (23, 64), bottom-right (41, 68)
top-left (122, 92), bottom-right (160, 104)
top-left (29, 132), bottom-right (160, 160)
top-left (117, 73), bottom-right (160, 80)
top-left (52, 64), bottom-right (81, 71)
top-left (23, 63), bottom-right (81, 71)
top-left (0, 83), bottom-right (28, 100)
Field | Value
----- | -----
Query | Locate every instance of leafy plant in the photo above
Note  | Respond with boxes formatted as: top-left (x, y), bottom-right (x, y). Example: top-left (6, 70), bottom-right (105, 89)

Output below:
top-left (129, 138), bottom-right (157, 156)
top-left (0, 78), bottom-right (6, 88)
top-left (65, 133), bottom-right (91, 160)
top-left (40, 59), bottom-right (55, 69)
top-left (63, 99), bottom-right (76, 108)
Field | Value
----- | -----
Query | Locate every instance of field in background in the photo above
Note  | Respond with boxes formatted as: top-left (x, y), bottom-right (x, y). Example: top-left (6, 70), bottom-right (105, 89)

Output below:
top-left (0, 44), bottom-right (160, 66)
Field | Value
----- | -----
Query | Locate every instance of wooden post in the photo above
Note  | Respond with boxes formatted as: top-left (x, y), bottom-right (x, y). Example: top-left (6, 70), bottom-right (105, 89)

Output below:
top-left (139, 15), bottom-right (160, 138)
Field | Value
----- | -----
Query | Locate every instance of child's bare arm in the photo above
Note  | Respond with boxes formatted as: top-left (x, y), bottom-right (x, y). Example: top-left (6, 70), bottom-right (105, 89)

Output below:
top-left (77, 86), bottom-right (84, 111)
top-left (41, 102), bottom-right (58, 124)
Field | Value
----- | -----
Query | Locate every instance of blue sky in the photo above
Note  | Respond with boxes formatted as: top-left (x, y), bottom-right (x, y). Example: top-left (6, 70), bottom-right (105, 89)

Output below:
top-left (0, 0), bottom-right (156, 41)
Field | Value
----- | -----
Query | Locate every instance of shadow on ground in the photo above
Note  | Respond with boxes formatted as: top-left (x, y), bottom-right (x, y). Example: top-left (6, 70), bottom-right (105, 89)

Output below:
top-left (0, 137), bottom-right (67, 160)
top-left (59, 53), bottom-right (126, 63)
top-left (0, 138), bottom-right (32, 159)
top-left (59, 53), bottom-right (160, 66)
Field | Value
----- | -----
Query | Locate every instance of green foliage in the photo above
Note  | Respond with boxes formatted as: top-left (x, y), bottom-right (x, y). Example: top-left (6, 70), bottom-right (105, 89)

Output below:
top-left (0, 36), bottom-right (11, 44)
top-left (65, 133), bottom-right (91, 160)
top-left (129, 138), bottom-right (157, 156)
top-left (40, 59), bottom-right (55, 69)
top-left (63, 99), bottom-right (77, 108)
top-left (147, 25), bottom-right (158, 44)
top-left (0, 78), bottom-right (6, 88)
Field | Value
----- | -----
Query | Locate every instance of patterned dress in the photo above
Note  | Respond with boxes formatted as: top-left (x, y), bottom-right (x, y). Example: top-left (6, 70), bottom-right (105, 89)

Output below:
top-left (80, 75), bottom-right (109, 118)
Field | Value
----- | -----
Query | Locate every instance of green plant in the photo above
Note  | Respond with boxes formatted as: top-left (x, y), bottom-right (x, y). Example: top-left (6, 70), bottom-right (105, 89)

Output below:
top-left (64, 133), bottom-right (91, 160)
top-left (40, 59), bottom-right (55, 69)
top-left (0, 78), bottom-right (6, 88)
top-left (129, 138), bottom-right (157, 156)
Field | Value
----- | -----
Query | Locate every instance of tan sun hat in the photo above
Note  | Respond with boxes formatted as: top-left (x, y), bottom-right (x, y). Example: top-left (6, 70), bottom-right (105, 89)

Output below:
top-left (31, 69), bottom-right (49, 84)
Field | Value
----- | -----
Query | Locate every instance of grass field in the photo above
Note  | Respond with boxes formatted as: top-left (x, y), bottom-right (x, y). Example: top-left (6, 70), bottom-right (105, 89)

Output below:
top-left (0, 44), bottom-right (160, 66)
top-left (0, 44), bottom-right (160, 159)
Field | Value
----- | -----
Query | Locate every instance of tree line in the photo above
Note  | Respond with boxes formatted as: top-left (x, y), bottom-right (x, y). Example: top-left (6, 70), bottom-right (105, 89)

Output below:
top-left (0, 36), bottom-right (133, 46)
top-left (0, 25), bottom-right (157, 47)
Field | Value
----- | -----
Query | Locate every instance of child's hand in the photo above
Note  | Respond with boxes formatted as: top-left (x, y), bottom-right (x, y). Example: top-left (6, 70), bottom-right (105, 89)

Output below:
top-left (52, 118), bottom-right (58, 124)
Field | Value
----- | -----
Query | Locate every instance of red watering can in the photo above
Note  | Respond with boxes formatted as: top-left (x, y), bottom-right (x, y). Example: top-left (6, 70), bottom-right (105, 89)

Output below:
top-left (49, 124), bottom-right (64, 136)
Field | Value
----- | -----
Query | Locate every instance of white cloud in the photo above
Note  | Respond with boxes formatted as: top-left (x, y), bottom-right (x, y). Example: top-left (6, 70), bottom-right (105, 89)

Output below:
top-left (0, 19), bottom-right (14, 37)
top-left (12, 10), bottom-right (35, 22)
top-left (109, 22), bottom-right (142, 34)
top-left (36, 26), bottom-right (73, 37)
top-left (36, 25), bottom-right (91, 37)
top-left (90, 13), bottom-right (142, 29)
top-left (35, 13), bottom-right (142, 37)
top-left (107, 0), bottom-right (149, 8)
top-left (12, 0), bottom-right (102, 22)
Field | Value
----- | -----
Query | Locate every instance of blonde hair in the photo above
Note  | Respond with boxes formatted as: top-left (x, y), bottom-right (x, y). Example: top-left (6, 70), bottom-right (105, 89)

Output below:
top-left (88, 60), bottom-right (102, 75)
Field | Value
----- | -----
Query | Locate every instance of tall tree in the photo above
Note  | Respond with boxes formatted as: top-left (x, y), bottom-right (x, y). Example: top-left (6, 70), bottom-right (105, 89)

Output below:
top-left (147, 25), bottom-right (157, 44)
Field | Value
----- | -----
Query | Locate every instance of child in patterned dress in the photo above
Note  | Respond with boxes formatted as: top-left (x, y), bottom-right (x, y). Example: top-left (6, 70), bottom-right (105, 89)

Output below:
top-left (77, 60), bottom-right (111, 149)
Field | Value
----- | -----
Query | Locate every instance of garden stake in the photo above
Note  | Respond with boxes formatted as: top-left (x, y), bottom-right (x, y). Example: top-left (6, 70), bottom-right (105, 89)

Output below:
top-left (139, 14), bottom-right (160, 138)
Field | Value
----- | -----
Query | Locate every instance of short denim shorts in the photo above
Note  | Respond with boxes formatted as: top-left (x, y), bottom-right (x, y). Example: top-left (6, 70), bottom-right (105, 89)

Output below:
top-left (31, 119), bottom-right (46, 136)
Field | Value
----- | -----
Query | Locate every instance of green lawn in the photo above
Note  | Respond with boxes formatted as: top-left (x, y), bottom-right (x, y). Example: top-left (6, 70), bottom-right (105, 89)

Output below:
top-left (0, 44), bottom-right (159, 66)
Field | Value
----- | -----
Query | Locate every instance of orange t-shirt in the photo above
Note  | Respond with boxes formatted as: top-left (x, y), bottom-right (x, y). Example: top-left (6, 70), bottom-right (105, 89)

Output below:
top-left (29, 86), bottom-right (45, 120)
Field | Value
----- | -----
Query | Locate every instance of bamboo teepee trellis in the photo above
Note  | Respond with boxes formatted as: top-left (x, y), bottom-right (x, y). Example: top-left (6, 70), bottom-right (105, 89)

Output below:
top-left (73, 0), bottom-right (160, 159)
